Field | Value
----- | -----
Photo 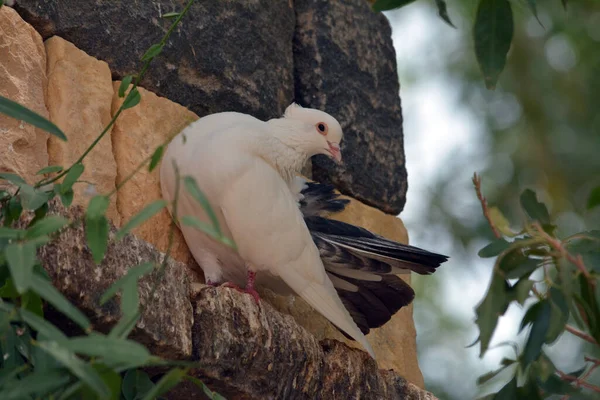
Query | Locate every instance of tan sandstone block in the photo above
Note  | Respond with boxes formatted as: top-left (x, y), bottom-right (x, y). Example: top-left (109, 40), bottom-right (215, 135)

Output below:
top-left (44, 36), bottom-right (119, 223)
top-left (111, 83), bottom-right (198, 266)
top-left (261, 195), bottom-right (424, 388)
top-left (0, 7), bottom-right (49, 184)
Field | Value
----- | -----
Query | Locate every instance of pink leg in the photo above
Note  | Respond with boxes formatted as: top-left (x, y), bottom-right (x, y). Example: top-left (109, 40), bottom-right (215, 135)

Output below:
top-left (205, 279), bottom-right (220, 287)
top-left (222, 269), bottom-right (260, 304)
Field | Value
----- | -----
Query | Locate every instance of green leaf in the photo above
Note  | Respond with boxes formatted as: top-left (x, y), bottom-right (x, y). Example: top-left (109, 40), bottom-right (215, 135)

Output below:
top-left (122, 370), bottom-right (154, 400)
top-left (22, 290), bottom-right (44, 317)
top-left (25, 216), bottom-right (69, 239)
top-left (116, 200), bottom-right (167, 241)
top-left (100, 262), bottom-right (155, 305)
top-left (181, 215), bottom-right (236, 248)
top-left (19, 307), bottom-right (68, 343)
top-left (185, 375), bottom-right (226, 400)
top-left (5, 242), bottom-right (36, 293)
top-left (478, 238), bottom-right (510, 258)
top-left (36, 340), bottom-right (110, 399)
top-left (371, 0), bottom-right (417, 12)
top-left (184, 176), bottom-right (221, 235)
top-left (149, 145), bottom-right (164, 172)
top-left (545, 287), bottom-right (569, 344)
top-left (537, 374), bottom-right (578, 395)
top-left (141, 43), bottom-right (164, 61)
top-left (29, 201), bottom-right (49, 227)
top-left (87, 195), bottom-right (110, 219)
top-left (477, 365), bottom-right (509, 385)
top-left (122, 88), bottom-right (141, 110)
top-left (561, 0), bottom-right (568, 10)
top-left (0, 227), bottom-right (25, 239)
top-left (29, 273), bottom-right (92, 332)
top-left (118, 76), bottom-right (133, 98)
top-left (108, 312), bottom-right (140, 339)
top-left (520, 189), bottom-right (551, 224)
top-left (0, 172), bottom-right (27, 186)
top-left (65, 336), bottom-right (151, 368)
top-left (86, 215), bottom-right (109, 264)
top-left (498, 246), bottom-right (540, 280)
top-left (577, 274), bottom-right (600, 343)
top-left (162, 11), bottom-right (181, 18)
top-left (521, 299), bottom-right (552, 367)
top-left (473, 0), bottom-right (514, 89)
top-left (509, 278), bottom-right (534, 306)
top-left (20, 184), bottom-right (50, 210)
top-left (475, 271), bottom-right (510, 356)
top-left (434, 0), bottom-right (455, 28)
top-left (81, 363), bottom-right (122, 400)
top-left (36, 165), bottom-right (64, 175)
top-left (0, 370), bottom-right (71, 400)
top-left (140, 368), bottom-right (187, 400)
top-left (6, 196), bottom-right (23, 225)
top-left (0, 95), bottom-right (67, 141)
top-left (534, 351), bottom-right (557, 382)
top-left (61, 163), bottom-right (85, 194)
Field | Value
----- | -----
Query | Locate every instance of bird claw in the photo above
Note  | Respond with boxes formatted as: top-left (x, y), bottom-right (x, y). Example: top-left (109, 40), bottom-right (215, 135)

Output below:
top-left (222, 282), bottom-right (261, 304)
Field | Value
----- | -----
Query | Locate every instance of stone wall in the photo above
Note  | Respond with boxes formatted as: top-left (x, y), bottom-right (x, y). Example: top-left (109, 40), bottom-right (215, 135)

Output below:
top-left (0, 1), bottom-right (426, 394)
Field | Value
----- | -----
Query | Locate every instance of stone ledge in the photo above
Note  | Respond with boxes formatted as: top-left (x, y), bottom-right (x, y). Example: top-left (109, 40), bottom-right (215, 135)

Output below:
top-left (22, 200), bottom-right (437, 399)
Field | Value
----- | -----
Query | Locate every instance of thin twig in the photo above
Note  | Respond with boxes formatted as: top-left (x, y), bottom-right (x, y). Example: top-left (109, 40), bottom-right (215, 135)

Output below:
top-left (532, 222), bottom-right (595, 285)
top-left (472, 173), bottom-right (501, 238)
top-left (557, 369), bottom-right (600, 393)
top-left (565, 325), bottom-right (598, 345)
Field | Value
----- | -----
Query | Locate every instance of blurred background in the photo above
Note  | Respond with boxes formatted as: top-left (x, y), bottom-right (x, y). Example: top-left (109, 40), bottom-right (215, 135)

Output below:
top-left (383, 1), bottom-right (600, 398)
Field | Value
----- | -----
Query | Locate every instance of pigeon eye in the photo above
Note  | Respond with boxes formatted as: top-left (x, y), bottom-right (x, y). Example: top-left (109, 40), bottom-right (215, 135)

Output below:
top-left (316, 122), bottom-right (328, 135)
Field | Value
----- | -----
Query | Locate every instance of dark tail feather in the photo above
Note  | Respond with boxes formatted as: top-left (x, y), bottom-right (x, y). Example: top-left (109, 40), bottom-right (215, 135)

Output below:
top-left (299, 182), bottom-right (350, 217)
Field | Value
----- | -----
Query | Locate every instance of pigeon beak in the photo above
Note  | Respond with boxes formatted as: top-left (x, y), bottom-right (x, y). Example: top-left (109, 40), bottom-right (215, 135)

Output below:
top-left (327, 141), bottom-right (342, 164)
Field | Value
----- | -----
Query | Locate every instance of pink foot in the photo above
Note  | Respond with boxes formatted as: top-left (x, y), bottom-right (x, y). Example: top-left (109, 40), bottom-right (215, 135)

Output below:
top-left (221, 270), bottom-right (260, 304)
top-left (205, 279), bottom-right (221, 287)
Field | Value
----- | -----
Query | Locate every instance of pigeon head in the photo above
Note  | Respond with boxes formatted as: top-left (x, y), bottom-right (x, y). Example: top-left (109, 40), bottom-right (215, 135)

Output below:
top-left (278, 103), bottom-right (344, 163)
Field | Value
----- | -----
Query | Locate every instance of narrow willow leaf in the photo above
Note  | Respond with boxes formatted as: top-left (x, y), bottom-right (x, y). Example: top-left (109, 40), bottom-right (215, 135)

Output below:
top-left (475, 271), bottom-right (510, 356)
top-left (6, 195), bottom-right (23, 224)
top-left (434, 0), bottom-right (456, 28)
top-left (20, 184), bottom-right (50, 210)
top-left (0, 95), bottom-right (67, 141)
top-left (100, 262), bottom-right (155, 305)
top-left (122, 88), bottom-right (141, 110)
top-left (116, 200), bottom-right (167, 240)
top-left (162, 12), bottom-right (181, 18)
top-left (61, 163), bottom-right (84, 194)
top-left (545, 287), bottom-right (569, 344)
top-left (25, 216), bottom-right (69, 239)
top-left (141, 43), bottom-right (164, 61)
top-left (36, 341), bottom-right (110, 398)
top-left (19, 307), bottom-right (68, 343)
top-left (65, 336), bottom-right (151, 367)
top-left (59, 188), bottom-right (74, 208)
top-left (140, 368), bottom-right (187, 400)
top-left (371, 0), bottom-right (417, 12)
top-left (81, 363), bottom-right (122, 400)
top-left (87, 195), bottom-right (110, 219)
top-left (0, 227), bottom-right (25, 239)
top-left (149, 145), bottom-right (164, 172)
top-left (185, 375), bottom-right (226, 400)
top-left (22, 290), bottom-right (44, 317)
top-left (30, 273), bottom-right (92, 331)
top-left (520, 189), bottom-right (551, 224)
top-left (1, 370), bottom-right (71, 400)
top-left (473, 0), bottom-right (514, 89)
top-left (184, 176), bottom-right (221, 235)
top-left (5, 242), bottom-right (36, 293)
top-left (587, 186), bottom-right (600, 210)
top-left (36, 165), bottom-right (64, 175)
top-left (478, 238), bottom-right (510, 258)
top-left (182, 215), bottom-right (237, 249)
top-left (118, 76), bottom-right (133, 98)
top-left (108, 312), bottom-right (140, 339)
top-left (521, 300), bottom-right (552, 366)
top-left (0, 172), bottom-right (27, 186)
top-left (537, 374), bottom-right (578, 395)
top-left (86, 215), bottom-right (109, 264)
top-left (120, 279), bottom-right (139, 318)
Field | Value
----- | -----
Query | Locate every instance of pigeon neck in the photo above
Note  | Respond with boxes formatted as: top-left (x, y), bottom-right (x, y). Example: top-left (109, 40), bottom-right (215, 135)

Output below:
top-left (261, 121), bottom-right (310, 184)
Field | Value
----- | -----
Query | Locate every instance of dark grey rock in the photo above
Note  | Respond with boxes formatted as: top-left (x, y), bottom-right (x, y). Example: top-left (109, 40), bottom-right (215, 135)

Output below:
top-left (294, 0), bottom-right (407, 214)
top-left (13, 0), bottom-right (295, 121)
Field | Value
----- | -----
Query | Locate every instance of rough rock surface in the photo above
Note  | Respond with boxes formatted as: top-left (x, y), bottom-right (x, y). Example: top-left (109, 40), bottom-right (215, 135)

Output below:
top-left (22, 200), bottom-right (437, 399)
top-left (0, 6), bottom-right (49, 184)
top-left (262, 193), bottom-right (424, 387)
top-left (13, 0), bottom-right (296, 121)
top-left (45, 36), bottom-right (120, 224)
top-left (32, 199), bottom-right (193, 359)
top-left (111, 83), bottom-right (199, 266)
top-left (294, 0), bottom-right (407, 214)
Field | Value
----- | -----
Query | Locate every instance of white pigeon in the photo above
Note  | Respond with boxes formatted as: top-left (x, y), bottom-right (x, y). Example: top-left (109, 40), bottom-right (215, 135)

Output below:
top-left (160, 103), bottom-right (448, 358)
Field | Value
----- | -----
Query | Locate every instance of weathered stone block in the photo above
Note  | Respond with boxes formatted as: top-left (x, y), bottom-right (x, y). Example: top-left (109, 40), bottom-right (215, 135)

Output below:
top-left (45, 36), bottom-right (120, 224)
top-left (111, 83), bottom-right (199, 266)
top-left (294, 0), bottom-right (407, 214)
top-left (14, 0), bottom-right (296, 121)
top-left (0, 6), bottom-right (49, 184)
